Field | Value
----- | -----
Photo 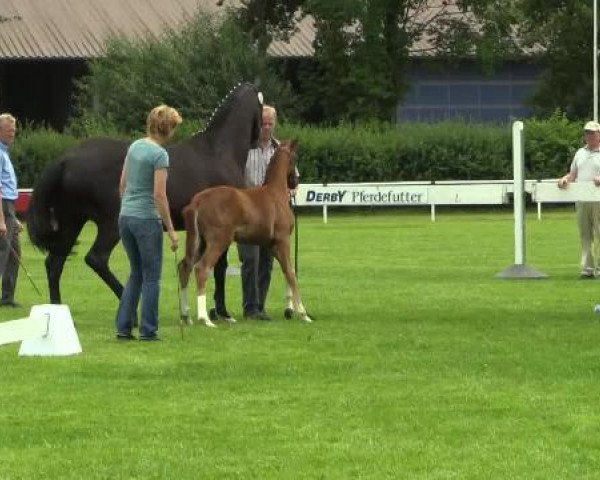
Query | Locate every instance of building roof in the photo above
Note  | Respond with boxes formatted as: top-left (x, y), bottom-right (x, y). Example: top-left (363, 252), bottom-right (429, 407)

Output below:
top-left (0, 0), bottom-right (472, 60)
top-left (0, 0), bottom-right (200, 59)
top-left (0, 0), bottom-right (315, 59)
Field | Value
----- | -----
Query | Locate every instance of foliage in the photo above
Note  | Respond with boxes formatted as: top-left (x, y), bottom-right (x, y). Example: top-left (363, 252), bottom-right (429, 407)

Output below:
top-left (222, 0), bottom-right (306, 53)
top-left (11, 126), bottom-right (79, 188)
top-left (279, 115), bottom-right (588, 182)
top-left (271, 0), bottom-right (530, 124)
top-left (297, 0), bottom-right (418, 122)
top-left (443, 0), bottom-right (596, 119)
top-left (518, 0), bottom-right (594, 118)
top-left (231, 0), bottom-right (599, 124)
top-left (70, 7), bottom-right (294, 134)
top-left (448, 0), bottom-right (524, 70)
top-left (234, 0), bottom-right (529, 123)
top-left (280, 121), bottom-right (511, 182)
top-left (10, 1), bottom-right (597, 127)
top-left (3, 212), bottom-right (600, 478)
top-left (523, 110), bottom-right (583, 178)
top-left (10, 115), bottom-right (594, 187)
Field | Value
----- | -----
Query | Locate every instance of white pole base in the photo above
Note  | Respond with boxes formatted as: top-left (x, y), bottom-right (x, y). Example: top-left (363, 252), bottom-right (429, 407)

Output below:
top-left (496, 264), bottom-right (548, 279)
top-left (17, 305), bottom-right (82, 356)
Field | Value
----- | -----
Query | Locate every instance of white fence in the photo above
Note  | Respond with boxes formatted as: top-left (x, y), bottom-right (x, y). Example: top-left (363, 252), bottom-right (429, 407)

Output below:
top-left (294, 180), bottom-right (600, 223)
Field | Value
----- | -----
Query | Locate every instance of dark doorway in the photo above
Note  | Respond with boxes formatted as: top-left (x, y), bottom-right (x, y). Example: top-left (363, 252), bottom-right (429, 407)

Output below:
top-left (0, 59), bottom-right (88, 130)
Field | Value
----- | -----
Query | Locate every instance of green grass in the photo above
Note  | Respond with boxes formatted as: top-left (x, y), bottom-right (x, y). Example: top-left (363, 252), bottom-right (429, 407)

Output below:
top-left (2, 208), bottom-right (600, 479)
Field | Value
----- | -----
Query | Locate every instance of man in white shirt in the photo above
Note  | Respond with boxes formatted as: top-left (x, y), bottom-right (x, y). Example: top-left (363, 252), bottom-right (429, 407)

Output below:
top-left (558, 120), bottom-right (600, 278)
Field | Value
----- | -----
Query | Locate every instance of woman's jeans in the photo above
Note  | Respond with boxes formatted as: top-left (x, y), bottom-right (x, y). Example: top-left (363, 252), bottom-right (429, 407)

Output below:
top-left (115, 215), bottom-right (163, 338)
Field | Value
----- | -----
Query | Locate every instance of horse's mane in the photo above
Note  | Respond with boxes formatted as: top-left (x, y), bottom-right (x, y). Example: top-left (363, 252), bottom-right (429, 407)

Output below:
top-left (197, 82), bottom-right (256, 135)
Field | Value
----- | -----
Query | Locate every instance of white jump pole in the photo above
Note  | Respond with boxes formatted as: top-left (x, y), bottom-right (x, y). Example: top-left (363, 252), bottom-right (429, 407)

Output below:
top-left (497, 121), bottom-right (547, 278)
top-left (513, 121), bottom-right (525, 265)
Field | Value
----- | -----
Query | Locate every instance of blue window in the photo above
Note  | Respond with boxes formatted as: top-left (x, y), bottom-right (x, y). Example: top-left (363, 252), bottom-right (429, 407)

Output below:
top-left (449, 84), bottom-right (478, 105)
top-left (480, 85), bottom-right (511, 105)
top-left (418, 85), bottom-right (448, 106)
top-left (397, 63), bottom-right (542, 124)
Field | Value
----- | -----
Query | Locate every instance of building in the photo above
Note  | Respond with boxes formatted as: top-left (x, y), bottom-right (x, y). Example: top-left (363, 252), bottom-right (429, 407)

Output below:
top-left (0, 0), bottom-right (540, 128)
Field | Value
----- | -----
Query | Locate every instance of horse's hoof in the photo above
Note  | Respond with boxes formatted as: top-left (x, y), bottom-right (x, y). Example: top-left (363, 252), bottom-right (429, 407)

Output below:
top-left (180, 315), bottom-right (193, 326)
top-left (284, 308), bottom-right (294, 319)
top-left (301, 314), bottom-right (313, 323)
top-left (224, 316), bottom-right (237, 324)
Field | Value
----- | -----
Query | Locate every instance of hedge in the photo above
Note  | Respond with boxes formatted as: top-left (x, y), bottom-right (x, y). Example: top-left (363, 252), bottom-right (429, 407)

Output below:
top-left (10, 114), bottom-right (586, 188)
top-left (11, 127), bottom-right (79, 189)
top-left (278, 114), bottom-right (583, 184)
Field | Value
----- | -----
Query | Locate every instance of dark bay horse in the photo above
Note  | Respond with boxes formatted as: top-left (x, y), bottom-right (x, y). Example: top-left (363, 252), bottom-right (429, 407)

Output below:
top-left (27, 83), bottom-right (263, 317)
top-left (177, 140), bottom-right (312, 327)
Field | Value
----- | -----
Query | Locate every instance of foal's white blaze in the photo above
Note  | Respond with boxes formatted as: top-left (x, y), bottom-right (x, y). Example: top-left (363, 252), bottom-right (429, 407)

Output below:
top-left (179, 287), bottom-right (192, 325)
top-left (197, 294), bottom-right (216, 328)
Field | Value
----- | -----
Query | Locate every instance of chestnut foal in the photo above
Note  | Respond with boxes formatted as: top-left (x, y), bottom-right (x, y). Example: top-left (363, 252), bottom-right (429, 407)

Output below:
top-left (177, 140), bottom-right (312, 327)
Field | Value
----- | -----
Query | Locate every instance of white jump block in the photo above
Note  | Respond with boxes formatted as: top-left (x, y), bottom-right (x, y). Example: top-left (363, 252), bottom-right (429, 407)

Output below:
top-left (0, 315), bottom-right (48, 346)
top-left (0, 304), bottom-right (83, 357)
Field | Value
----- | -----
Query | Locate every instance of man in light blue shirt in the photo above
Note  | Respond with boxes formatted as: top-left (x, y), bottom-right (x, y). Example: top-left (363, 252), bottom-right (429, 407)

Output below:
top-left (0, 113), bottom-right (21, 307)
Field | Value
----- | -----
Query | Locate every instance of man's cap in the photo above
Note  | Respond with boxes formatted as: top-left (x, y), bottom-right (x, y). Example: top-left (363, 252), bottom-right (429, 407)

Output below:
top-left (584, 120), bottom-right (600, 132)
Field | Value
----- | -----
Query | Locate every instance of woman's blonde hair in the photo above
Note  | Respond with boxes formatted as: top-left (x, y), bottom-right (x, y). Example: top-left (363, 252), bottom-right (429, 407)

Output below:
top-left (146, 105), bottom-right (182, 139)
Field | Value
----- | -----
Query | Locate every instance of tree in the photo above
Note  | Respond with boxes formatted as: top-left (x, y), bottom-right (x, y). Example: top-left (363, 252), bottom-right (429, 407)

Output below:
top-left (70, 7), bottom-right (294, 134)
top-left (218, 0), bottom-right (306, 54)
top-left (227, 0), bottom-right (594, 123)
top-left (518, 0), bottom-right (594, 118)
top-left (299, 0), bottom-right (478, 123)
top-left (440, 0), bottom-right (596, 119)
top-left (225, 0), bottom-right (526, 123)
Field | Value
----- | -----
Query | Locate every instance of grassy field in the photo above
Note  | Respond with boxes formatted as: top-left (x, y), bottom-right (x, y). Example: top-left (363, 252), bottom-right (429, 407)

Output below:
top-left (1, 208), bottom-right (600, 479)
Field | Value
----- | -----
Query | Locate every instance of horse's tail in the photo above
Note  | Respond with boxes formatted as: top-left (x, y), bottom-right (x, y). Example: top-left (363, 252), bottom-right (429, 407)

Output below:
top-left (182, 203), bottom-right (204, 263)
top-left (27, 160), bottom-right (65, 253)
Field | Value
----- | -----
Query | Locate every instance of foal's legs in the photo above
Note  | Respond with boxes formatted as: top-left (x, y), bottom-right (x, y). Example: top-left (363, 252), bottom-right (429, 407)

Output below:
top-left (284, 286), bottom-right (295, 319)
top-left (177, 217), bottom-right (200, 325)
top-left (273, 240), bottom-right (312, 323)
top-left (177, 255), bottom-right (195, 325)
top-left (194, 241), bottom-right (230, 327)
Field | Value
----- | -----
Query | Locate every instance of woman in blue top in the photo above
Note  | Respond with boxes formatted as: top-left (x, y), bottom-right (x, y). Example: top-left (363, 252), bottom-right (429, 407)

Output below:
top-left (115, 105), bottom-right (181, 341)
